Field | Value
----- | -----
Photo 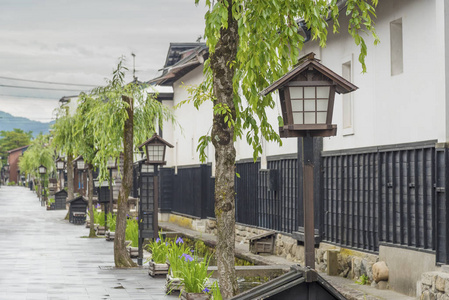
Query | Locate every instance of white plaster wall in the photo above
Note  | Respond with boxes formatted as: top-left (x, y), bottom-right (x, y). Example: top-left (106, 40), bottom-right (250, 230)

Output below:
top-left (168, 66), bottom-right (214, 168)
top-left (299, 0), bottom-right (445, 151)
top-left (165, 0), bottom-right (447, 164)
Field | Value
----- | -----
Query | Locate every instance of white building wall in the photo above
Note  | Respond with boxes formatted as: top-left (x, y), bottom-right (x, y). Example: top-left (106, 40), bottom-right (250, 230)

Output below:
top-left (166, 0), bottom-right (448, 165)
top-left (299, 0), bottom-right (445, 151)
top-left (167, 66), bottom-right (214, 168)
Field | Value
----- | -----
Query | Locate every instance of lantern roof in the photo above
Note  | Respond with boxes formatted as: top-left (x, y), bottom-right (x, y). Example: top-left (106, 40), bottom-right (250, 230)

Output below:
top-left (137, 133), bottom-right (174, 150)
top-left (260, 53), bottom-right (358, 96)
top-left (74, 155), bottom-right (83, 162)
top-left (55, 157), bottom-right (65, 163)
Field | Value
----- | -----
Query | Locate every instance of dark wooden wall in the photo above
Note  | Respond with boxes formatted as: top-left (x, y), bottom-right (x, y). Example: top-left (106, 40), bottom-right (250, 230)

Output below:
top-left (156, 140), bottom-right (449, 264)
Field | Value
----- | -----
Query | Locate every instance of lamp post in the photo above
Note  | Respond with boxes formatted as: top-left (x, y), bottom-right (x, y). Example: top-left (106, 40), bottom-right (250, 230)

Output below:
top-left (56, 157), bottom-right (65, 191)
top-left (136, 133), bottom-right (174, 266)
top-left (107, 157), bottom-right (117, 217)
top-left (38, 165), bottom-right (47, 206)
top-left (261, 53), bottom-right (357, 269)
top-left (74, 156), bottom-right (86, 196)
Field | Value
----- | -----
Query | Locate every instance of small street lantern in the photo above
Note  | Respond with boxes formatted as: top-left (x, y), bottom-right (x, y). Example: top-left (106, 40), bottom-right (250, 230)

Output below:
top-left (107, 157), bottom-right (117, 169)
top-left (261, 52), bottom-right (357, 138)
top-left (55, 157), bottom-right (65, 191)
top-left (138, 133), bottom-right (174, 165)
top-left (38, 165), bottom-right (47, 205)
top-left (5, 163), bottom-right (10, 173)
top-left (38, 165), bottom-right (47, 175)
top-left (75, 156), bottom-right (86, 170)
top-left (56, 157), bottom-right (65, 171)
top-left (137, 133), bottom-right (173, 266)
top-left (261, 52), bottom-right (358, 270)
top-left (74, 156), bottom-right (86, 196)
top-left (107, 157), bottom-right (118, 217)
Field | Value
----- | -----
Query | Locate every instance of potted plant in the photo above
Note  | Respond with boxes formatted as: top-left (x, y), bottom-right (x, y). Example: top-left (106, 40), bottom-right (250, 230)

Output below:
top-left (147, 232), bottom-right (169, 276)
top-left (166, 237), bottom-right (190, 294)
top-left (105, 213), bottom-right (116, 241)
top-left (125, 218), bottom-right (139, 257)
top-left (179, 253), bottom-right (213, 300)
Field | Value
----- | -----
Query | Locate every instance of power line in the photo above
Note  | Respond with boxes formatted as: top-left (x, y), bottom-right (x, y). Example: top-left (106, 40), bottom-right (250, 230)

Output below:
top-left (0, 75), bottom-right (98, 87)
top-left (0, 93), bottom-right (60, 100)
top-left (0, 84), bottom-right (88, 92)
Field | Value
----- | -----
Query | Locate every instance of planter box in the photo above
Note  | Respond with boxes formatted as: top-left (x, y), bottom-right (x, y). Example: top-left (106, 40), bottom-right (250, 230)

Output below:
top-left (127, 246), bottom-right (138, 258)
top-left (106, 231), bottom-right (115, 241)
top-left (166, 273), bottom-right (184, 295)
top-left (181, 290), bottom-right (211, 300)
top-left (96, 226), bottom-right (106, 235)
top-left (148, 260), bottom-right (169, 277)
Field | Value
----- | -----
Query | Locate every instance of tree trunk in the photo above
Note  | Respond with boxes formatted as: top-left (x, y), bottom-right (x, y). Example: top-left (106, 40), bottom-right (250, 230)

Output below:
top-left (114, 96), bottom-right (137, 268)
top-left (87, 164), bottom-right (96, 238)
top-left (65, 154), bottom-right (74, 218)
top-left (210, 2), bottom-right (239, 298)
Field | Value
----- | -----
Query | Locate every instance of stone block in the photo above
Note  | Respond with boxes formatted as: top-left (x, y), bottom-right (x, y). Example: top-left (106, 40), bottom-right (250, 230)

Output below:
top-left (327, 249), bottom-right (339, 276)
top-left (435, 274), bottom-right (449, 292)
top-left (422, 272), bottom-right (439, 286)
top-left (421, 290), bottom-right (436, 300)
top-left (372, 261), bottom-right (389, 283)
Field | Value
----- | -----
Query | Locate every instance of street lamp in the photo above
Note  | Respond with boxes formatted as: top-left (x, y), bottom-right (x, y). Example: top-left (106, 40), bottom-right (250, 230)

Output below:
top-left (38, 165), bottom-right (47, 206)
top-left (94, 179), bottom-right (109, 232)
top-left (56, 157), bottom-right (65, 191)
top-left (107, 157), bottom-right (117, 216)
top-left (74, 156), bottom-right (86, 196)
top-left (136, 133), bottom-right (174, 265)
top-left (261, 52), bottom-right (357, 269)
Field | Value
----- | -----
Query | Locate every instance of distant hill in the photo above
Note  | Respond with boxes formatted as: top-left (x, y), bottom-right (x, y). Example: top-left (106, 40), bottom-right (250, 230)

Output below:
top-left (0, 111), bottom-right (54, 137)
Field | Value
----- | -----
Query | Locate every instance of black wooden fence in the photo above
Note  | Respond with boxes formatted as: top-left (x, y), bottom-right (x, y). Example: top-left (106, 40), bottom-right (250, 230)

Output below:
top-left (157, 139), bottom-right (449, 264)
top-left (322, 141), bottom-right (436, 253)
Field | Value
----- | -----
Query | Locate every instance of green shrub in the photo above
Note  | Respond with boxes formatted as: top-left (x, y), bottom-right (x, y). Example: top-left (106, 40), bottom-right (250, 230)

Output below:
top-left (125, 218), bottom-right (139, 247)
top-left (7, 181), bottom-right (16, 186)
top-left (179, 253), bottom-right (212, 294)
top-left (107, 213), bottom-right (116, 231)
top-left (146, 232), bottom-right (169, 264)
top-left (167, 237), bottom-right (191, 278)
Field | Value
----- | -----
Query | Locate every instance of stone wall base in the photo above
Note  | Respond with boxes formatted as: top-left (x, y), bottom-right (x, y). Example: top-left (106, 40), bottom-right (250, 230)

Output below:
top-left (164, 214), bottom-right (379, 283)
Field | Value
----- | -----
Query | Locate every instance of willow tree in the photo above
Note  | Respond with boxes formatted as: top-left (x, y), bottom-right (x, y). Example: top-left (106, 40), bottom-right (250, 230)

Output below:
top-left (52, 108), bottom-right (77, 203)
top-left (83, 59), bottom-right (174, 267)
top-left (72, 95), bottom-right (103, 238)
top-left (190, 0), bottom-right (379, 297)
top-left (19, 134), bottom-right (54, 191)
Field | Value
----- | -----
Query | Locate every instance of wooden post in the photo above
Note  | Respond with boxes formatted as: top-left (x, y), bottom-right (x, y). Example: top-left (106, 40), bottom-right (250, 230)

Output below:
top-left (301, 136), bottom-right (315, 268)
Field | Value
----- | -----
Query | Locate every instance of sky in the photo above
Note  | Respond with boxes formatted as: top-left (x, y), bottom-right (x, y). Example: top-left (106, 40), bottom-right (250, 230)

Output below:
top-left (0, 0), bottom-right (208, 123)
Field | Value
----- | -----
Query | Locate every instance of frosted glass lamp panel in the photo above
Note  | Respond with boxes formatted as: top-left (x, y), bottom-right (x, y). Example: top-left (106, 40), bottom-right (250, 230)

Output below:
top-left (293, 113), bottom-right (303, 124)
top-left (317, 100), bottom-right (328, 111)
top-left (77, 161), bottom-right (85, 170)
top-left (141, 164), bottom-right (154, 173)
top-left (317, 112), bottom-right (327, 124)
top-left (304, 87), bottom-right (315, 98)
top-left (148, 145), bottom-right (165, 161)
top-left (291, 100), bottom-right (303, 112)
top-left (289, 87), bottom-right (303, 98)
top-left (317, 86), bottom-right (330, 98)
top-left (304, 112), bottom-right (316, 124)
top-left (304, 100), bottom-right (315, 111)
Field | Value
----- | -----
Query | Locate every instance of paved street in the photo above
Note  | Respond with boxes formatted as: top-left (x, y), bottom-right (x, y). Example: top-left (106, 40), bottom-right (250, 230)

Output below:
top-left (0, 186), bottom-right (170, 300)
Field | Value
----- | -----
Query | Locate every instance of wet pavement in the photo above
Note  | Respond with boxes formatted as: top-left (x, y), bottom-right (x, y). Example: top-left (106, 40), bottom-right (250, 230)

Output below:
top-left (0, 186), bottom-right (170, 300)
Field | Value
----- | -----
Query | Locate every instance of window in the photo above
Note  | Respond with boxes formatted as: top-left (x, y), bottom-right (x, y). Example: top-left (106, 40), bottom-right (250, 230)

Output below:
top-left (390, 18), bottom-right (403, 76)
top-left (342, 58), bottom-right (354, 135)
